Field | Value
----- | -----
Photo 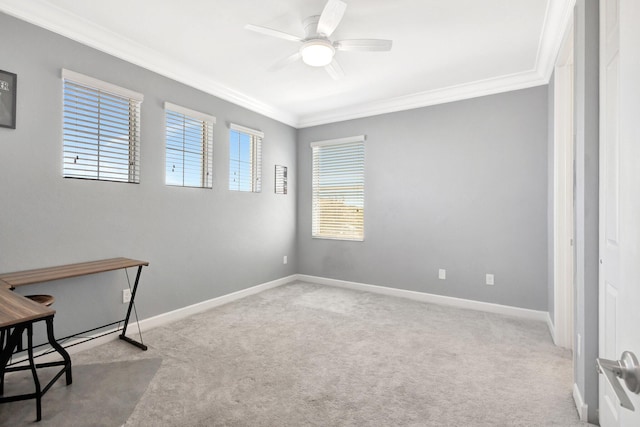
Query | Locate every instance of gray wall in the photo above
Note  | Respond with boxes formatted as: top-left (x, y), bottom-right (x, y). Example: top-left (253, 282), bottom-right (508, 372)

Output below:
top-left (0, 13), bottom-right (297, 338)
top-left (573, 0), bottom-right (600, 423)
top-left (297, 87), bottom-right (549, 310)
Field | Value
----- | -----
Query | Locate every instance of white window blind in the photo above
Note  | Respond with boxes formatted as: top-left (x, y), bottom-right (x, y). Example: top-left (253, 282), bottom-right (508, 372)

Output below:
top-left (311, 135), bottom-right (365, 241)
top-left (62, 69), bottom-right (143, 183)
top-left (229, 123), bottom-right (262, 192)
top-left (165, 102), bottom-right (215, 188)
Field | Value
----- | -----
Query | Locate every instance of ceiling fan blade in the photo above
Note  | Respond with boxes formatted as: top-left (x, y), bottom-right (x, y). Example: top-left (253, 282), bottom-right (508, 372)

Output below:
top-left (317, 0), bottom-right (347, 37)
top-left (269, 52), bottom-right (302, 71)
top-left (245, 24), bottom-right (303, 42)
top-left (334, 39), bottom-right (393, 52)
top-left (325, 59), bottom-right (345, 80)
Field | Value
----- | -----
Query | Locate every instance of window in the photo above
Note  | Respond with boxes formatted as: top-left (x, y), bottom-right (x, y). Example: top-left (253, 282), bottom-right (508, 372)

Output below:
top-left (165, 102), bottom-right (215, 188)
top-left (62, 69), bottom-right (143, 183)
top-left (311, 135), bottom-right (365, 241)
top-left (229, 123), bottom-right (262, 192)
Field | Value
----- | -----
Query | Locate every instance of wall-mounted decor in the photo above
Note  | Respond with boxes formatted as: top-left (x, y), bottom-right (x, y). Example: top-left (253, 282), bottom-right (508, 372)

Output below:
top-left (275, 165), bottom-right (287, 194)
top-left (0, 69), bottom-right (17, 129)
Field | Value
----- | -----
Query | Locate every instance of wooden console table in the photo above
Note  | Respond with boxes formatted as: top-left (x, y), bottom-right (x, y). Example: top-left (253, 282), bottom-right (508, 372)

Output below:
top-left (0, 257), bottom-right (149, 421)
top-left (0, 257), bottom-right (150, 350)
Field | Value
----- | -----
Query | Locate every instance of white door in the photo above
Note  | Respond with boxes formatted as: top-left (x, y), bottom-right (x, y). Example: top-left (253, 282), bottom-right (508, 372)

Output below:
top-left (598, 0), bottom-right (640, 425)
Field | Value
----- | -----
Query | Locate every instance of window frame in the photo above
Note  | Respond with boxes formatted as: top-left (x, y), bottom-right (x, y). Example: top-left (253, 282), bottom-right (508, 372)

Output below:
top-left (164, 102), bottom-right (215, 189)
top-left (228, 123), bottom-right (263, 193)
top-left (62, 69), bottom-right (143, 183)
top-left (311, 135), bottom-right (366, 241)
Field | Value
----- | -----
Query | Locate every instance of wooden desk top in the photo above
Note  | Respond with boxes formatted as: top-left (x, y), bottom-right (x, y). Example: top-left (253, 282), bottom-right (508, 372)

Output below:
top-left (0, 257), bottom-right (149, 288)
top-left (0, 287), bottom-right (55, 328)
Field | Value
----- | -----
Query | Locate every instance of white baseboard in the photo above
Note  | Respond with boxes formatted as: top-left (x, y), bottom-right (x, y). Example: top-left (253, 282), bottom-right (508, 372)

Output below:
top-left (573, 383), bottom-right (588, 421)
top-left (296, 274), bottom-right (549, 322)
top-left (9, 274), bottom-right (297, 364)
top-left (138, 274), bottom-right (296, 331)
top-left (7, 330), bottom-right (122, 366)
top-left (15, 273), bottom-right (550, 364)
top-left (546, 312), bottom-right (557, 343)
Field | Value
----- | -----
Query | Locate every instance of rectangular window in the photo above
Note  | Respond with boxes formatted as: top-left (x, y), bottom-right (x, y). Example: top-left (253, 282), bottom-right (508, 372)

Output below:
top-left (165, 102), bottom-right (215, 188)
top-left (229, 123), bottom-right (262, 192)
top-left (311, 135), bottom-right (365, 241)
top-left (62, 69), bottom-right (143, 183)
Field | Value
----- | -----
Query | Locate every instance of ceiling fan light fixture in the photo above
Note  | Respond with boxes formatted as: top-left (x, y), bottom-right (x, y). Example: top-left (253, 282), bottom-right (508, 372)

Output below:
top-left (300, 40), bottom-right (335, 67)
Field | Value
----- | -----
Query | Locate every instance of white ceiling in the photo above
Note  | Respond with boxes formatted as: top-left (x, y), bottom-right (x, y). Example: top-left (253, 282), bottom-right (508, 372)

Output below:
top-left (0, 0), bottom-right (574, 128)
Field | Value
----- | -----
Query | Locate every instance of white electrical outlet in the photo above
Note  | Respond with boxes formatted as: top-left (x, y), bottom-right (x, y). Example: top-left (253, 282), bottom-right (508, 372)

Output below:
top-left (438, 269), bottom-right (446, 280)
top-left (122, 288), bottom-right (132, 304)
top-left (283, 255), bottom-right (288, 265)
top-left (486, 274), bottom-right (495, 285)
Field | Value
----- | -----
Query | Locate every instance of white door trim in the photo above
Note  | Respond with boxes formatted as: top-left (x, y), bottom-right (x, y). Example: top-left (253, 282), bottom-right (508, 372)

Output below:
top-left (553, 15), bottom-right (575, 350)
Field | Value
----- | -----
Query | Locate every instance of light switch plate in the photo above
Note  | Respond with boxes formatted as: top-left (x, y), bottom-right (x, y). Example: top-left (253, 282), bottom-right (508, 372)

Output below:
top-left (122, 288), bottom-right (132, 304)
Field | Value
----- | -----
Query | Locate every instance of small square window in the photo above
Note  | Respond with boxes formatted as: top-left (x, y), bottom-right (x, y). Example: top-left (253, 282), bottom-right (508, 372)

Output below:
top-left (62, 70), bottom-right (143, 183)
top-left (229, 124), bottom-right (262, 192)
top-left (165, 102), bottom-right (215, 188)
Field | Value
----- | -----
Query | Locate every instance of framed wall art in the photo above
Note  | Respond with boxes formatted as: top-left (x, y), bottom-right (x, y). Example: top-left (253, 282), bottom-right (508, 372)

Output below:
top-left (0, 69), bottom-right (17, 129)
top-left (275, 165), bottom-right (287, 194)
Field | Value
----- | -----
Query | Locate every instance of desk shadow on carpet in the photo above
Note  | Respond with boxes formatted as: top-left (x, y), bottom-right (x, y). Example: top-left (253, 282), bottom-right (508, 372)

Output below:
top-left (0, 357), bottom-right (162, 426)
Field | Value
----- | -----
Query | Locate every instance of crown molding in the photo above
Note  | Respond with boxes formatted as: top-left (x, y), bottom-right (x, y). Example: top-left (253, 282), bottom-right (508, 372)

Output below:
top-left (296, 0), bottom-right (576, 128)
top-left (297, 69), bottom-right (548, 128)
top-left (535, 0), bottom-right (576, 82)
top-left (0, 0), bottom-right (574, 129)
top-left (0, 0), bottom-right (298, 127)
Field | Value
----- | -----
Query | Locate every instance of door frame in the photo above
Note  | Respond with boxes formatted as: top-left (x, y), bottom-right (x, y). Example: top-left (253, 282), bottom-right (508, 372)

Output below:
top-left (553, 16), bottom-right (575, 350)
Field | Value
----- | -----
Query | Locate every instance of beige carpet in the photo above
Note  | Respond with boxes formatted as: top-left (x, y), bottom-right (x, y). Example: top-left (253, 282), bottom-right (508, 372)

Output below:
top-left (1, 282), bottom-right (588, 426)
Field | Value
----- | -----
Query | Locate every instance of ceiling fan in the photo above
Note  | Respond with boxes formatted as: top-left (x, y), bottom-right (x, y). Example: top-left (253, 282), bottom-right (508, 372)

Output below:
top-left (245, 0), bottom-right (393, 79)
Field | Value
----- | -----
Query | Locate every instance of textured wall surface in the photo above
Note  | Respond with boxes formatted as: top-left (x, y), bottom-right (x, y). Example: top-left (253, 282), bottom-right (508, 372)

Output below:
top-left (0, 12), bottom-right (297, 337)
top-left (298, 87), bottom-right (549, 310)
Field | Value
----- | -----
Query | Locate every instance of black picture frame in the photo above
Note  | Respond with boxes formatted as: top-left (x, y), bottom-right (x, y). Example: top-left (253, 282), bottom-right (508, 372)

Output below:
top-left (0, 69), bottom-right (17, 129)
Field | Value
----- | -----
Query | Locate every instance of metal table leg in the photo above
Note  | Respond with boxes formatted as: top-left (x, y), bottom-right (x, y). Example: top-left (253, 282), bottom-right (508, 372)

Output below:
top-left (0, 316), bottom-right (72, 422)
top-left (119, 265), bottom-right (147, 350)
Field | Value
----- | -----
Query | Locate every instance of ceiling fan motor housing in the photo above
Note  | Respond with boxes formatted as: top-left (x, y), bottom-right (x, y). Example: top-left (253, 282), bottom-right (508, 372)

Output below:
top-left (244, 0), bottom-right (390, 78)
top-left (300, 15), bottom-right (336, 67)
top-left (303, 15), bottom-right (322, 38)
